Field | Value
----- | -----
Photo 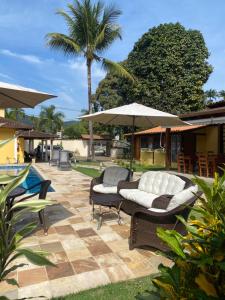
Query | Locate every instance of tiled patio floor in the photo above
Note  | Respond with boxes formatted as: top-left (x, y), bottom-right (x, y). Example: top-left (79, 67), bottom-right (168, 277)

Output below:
top-left (0, 163), bottom-right (171, 299)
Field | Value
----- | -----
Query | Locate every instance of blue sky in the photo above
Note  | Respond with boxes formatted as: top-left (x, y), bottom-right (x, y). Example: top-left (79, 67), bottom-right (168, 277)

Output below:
top-left (0, 0), bottom-right (225, 121)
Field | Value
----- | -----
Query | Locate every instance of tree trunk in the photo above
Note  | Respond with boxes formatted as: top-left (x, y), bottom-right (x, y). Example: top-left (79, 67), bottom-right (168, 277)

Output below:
top-left (87, 59), bottom-right (94, 160)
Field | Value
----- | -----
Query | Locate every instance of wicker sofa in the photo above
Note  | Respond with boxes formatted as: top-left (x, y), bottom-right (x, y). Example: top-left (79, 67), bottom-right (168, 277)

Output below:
top-left (118, 171), bottom-right (201, 251)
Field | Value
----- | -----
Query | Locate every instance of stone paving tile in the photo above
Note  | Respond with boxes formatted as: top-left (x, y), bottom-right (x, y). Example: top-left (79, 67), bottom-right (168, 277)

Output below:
top-left (54, 225), bottom-right (76, 235)
top-left (76, 227), bottom-right (97, 238)
top-left (71, 257), bottom-right (100, 274)
top-left (1, 163), bottom-right (169, 299)
top-left (18, 267), bottom-right (48, 287)
top-left (40, 241), bottom-right (64, 253)
top-left (46, 262), bottom-right (74, 280)
top-left (104, 265), bottom-right (134, 283)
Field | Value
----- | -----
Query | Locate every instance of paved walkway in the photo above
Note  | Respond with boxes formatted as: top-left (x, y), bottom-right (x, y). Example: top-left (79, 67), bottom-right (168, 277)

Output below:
top-left (1, 163), bottom-right (171, 299)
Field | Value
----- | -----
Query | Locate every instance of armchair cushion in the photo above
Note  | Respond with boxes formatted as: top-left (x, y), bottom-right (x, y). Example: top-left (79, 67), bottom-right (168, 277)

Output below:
top-left (103, 166), bottom-right (129, 186)
top-left (119, 189), bottom-right (158, 208)
top-left (93, 184), bottom-right (117, 194)
top-left (167, 185), bottom-right (198, 211)
top-left (138, 171), bottom-right (185, 195)
top-left (148, 207), bottom-right (167, 213)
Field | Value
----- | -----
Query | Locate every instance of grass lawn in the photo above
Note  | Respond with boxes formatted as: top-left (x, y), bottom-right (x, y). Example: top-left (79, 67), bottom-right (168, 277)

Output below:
top-left (52, 276), bottom-right (151, 300)
top-left (77, 160), bottom-right (101, 167)
top-left (73, 166), bottom-right (101, 178)
top-left (132, 163), bottom-right (166, 172)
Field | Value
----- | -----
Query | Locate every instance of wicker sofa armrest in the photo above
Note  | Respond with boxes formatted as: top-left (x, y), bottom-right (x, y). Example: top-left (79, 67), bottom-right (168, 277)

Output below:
top-left (117, 179), bottom-right (140, 193)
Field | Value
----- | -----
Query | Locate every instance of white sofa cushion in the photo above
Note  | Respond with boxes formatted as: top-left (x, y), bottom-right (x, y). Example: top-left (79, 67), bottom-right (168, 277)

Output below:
top-left (93, 184), bottom-right (117, 194)
top-left (103, 166), bottom-right (129, 186)
top-left (148, 208), bottom-right (167, 213)
top-left (119, 189), bottom-right (158, 208)
top-left (138, 171), bottom-right (186, 195)
top-left (167, 185), bottom-right (198, 211)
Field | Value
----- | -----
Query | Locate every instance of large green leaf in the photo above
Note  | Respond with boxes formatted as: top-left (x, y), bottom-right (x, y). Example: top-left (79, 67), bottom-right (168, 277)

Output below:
top-left (0, 165), bottom-right (30, 205)
top-left (12, 199), bottom-right (53, 211)
top-left (16, 248), bottom-right (55, 267)
top-left (157, 228), bottom-right (186, 259)
top-left (0, 174), bottom-right (19, 185)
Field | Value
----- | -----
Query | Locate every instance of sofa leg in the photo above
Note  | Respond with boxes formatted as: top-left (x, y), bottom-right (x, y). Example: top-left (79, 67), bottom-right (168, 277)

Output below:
top-left (128, 237), bottom-right (135, 250)
top-left (117, 201), bottom-right (123, 225)
top-left (91, 202), bottom-right (95, 221)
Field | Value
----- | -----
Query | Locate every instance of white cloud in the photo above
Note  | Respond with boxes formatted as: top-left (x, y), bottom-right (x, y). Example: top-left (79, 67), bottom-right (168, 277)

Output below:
top-left (0, 49), bottom-right (42, 64)
top-left (68, 59), bottom-right (106, 82)
top-left (0, 72), bottom-right (12, 80)
top-left (58, 91), bottom-right (75, 104)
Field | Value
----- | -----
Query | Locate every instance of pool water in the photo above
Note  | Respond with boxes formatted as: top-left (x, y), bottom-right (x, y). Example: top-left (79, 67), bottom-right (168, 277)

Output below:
top-left (0, 165), bottom-right (54, 193)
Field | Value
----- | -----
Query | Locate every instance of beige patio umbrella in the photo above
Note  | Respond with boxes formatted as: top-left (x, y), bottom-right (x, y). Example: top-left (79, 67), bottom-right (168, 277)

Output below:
top-left (81, 103), bottom-right (189, 169)
top-left (0, 81), bottom-right (56, 108)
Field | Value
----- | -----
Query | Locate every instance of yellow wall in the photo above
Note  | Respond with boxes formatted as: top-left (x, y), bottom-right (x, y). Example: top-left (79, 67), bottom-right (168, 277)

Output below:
top-left (0, 128), bottom-right (24, 164)
top-left (18, 137), bottom-right (24, 163)
top-left (0, 109), bottom-right (5, 117)
top-left (196, 126), bottom-right (218, 154)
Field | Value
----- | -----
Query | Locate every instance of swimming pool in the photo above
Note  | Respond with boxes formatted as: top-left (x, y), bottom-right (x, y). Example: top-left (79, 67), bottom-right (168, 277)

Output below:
top-left (0, 165), bottom-right (54, 193)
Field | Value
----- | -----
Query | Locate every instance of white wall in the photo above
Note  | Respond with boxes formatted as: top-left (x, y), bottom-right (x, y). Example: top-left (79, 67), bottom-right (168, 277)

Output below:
top-left (33, 139), bottom-right (88, 157)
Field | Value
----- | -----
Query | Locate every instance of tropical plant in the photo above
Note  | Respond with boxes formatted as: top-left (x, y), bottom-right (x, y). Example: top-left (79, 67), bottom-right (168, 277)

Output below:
top-left (0, 138), bottom-right (54, 294)
top-left (39, 105), bottom-right (64, 134)
top-left (137, 171), bottom-right (225, 300)
top-left (205, 89), bottom-right (218, 102)
top-left (63, 121), bottom-right (88, 139)
top-left (5, 108), bottom-right (25, 121)
top-left (46, 0), bottom-right (134, 159)
top-left (96, 22), bottom-right (212, 114)
top-left (219, 90), bottom-right (225, 101)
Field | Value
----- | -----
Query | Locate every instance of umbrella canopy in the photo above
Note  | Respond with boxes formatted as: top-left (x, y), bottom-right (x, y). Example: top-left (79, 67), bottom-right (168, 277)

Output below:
top-left (81, 103), bottom-right (189, 127)
top-left (81, 103), bottom-right (189, 170)
top-left (0, 81), bottom-right (56, 108)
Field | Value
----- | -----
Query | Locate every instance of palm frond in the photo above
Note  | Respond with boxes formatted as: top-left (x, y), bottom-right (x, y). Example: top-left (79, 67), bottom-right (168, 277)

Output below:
top-left (102, 58), bottom-right (135, 82)
top-left (46, 33), bottom-right (82, 55)
top-left (56, 10), bottom-right (75, 34)
top-left (102, 4), bottom-right (122, 25)
top-left (96, 25), bottom-right (122, 52)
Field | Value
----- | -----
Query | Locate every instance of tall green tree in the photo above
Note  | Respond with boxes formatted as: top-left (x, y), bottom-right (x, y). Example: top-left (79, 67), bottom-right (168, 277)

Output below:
top-left (205, 89), bottom-right (218, 101)
top-left (46, 0), bottom-right (133, 159)
top-left (63, 121), bottom-right (88, 138)
top-left (96, 23), bottom-right (212, 114)
top-left (219, 90), bottom-right (225, 100)
top-left (39, 105), bottom-right (64, 134)
top-left (5, 108), bottom-right (25, 121)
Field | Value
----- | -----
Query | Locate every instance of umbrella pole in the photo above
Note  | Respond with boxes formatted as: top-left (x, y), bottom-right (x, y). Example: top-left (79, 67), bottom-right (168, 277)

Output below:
top-left (130, 116), bottom-right (135, 170)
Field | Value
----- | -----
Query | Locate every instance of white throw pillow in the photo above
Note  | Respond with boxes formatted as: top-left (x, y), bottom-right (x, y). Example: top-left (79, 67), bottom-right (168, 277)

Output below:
top-left (119, 189), bottom-right (158, 208)
top-left (167, 185), bottom-right (198, 211)
top-left (93, 184), bottom-right (117, 194)
top-left (138, 171), bottom-right (186, 195)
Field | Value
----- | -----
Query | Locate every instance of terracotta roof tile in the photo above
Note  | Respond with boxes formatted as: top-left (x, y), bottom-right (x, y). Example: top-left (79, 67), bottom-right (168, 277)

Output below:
top-left (0, 117), bottom-right (32, 129)
top-left (126, 125), bottom-right (205, 136)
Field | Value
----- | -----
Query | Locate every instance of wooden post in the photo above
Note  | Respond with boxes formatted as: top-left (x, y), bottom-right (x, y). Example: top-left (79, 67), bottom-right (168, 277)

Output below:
top-left (45, 140), bottom-right (48, 162)
top-left (50, 139), bottom-right (53, 160)
top-left (165, 128), bottom-right (171, 170)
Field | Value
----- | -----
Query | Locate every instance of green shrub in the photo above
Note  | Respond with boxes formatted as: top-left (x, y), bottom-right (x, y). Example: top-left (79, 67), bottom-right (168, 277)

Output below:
top-left (137, 172), bottom-right (225, 300)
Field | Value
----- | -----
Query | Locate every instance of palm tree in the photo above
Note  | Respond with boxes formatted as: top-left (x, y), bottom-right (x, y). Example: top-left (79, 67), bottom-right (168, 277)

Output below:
top-left (46, 0), bottom-right (133, 159)
top-left (205, 89), bottom-right (218, 101)
top-left (219, 90), bottom-right (225, 101)
top-left (5, 108), bottom-right (25, 121)
top-left (39, 105), bottom-right (64, 134)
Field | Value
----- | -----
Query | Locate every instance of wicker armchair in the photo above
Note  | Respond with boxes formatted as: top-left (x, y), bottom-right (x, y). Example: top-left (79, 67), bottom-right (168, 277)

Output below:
top-left (118, 173), bottom-right (201, 251)
top-left (90, 166), bottom-right (131, 229)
